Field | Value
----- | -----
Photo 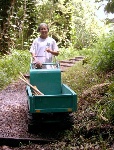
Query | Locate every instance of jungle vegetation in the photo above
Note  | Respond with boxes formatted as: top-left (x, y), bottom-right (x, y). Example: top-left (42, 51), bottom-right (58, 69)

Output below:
top-left (1, 0), bottom-right (112, 54)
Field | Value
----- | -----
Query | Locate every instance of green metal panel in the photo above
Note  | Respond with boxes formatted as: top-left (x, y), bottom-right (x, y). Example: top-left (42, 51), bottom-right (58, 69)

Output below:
top-left (33, 96), bottom-right (76, 113)
top-left (30, 69), bottom-right (61, 95)
top-left (26, 84), bottom-right (77, 113)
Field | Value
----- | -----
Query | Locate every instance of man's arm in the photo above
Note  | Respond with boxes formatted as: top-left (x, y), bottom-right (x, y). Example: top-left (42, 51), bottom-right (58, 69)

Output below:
top-left (30, 52), bottom-right (37, 62)
top-left (46, 48), bottom-right (59, 56)
top-left (30, 52), bottom-right (42, 68)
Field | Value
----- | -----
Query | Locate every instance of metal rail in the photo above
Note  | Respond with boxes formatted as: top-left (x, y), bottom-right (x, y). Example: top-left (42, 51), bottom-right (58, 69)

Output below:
top-left (0, 137), bottom-right (54, 147)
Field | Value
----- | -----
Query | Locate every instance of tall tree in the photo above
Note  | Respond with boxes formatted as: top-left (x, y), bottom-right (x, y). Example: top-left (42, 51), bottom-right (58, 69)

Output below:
top-left (0, 0), bottom-right (37, 54)
top-left (72, 0), bottom-right (104, 49)
top-left (95, 0), bottom-right (114, 13)
top-left (104, 0), bottom-right (114, 13)
top-left (0, 0), bottom-right (15, 54)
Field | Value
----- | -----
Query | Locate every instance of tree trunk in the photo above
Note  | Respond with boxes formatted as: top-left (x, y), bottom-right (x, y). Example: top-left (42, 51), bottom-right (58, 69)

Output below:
top-left (0, 0), bottom-right (16, 55)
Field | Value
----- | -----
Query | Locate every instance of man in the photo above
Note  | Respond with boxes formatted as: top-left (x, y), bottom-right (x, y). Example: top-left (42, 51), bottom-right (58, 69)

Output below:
top-left (30, 23), bottom-right (59, 69)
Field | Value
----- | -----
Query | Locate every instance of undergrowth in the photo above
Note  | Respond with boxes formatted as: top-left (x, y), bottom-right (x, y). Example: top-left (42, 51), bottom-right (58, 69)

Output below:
top-left (62, 62), bottom-right (105, 96)
top-left (0, 50), bottom-right (30, 90)
top-left (60, 61), bottom-right (114, 149)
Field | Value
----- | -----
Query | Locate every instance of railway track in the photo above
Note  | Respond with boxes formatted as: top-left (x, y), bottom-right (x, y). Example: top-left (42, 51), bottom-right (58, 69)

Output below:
top-left (0, 137), bottom-right (53, 147)
top-left (60, 56), bottom-right (84, 72)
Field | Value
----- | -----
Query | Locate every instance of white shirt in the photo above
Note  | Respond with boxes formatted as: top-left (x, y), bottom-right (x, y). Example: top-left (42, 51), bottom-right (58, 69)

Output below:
top-left (30, 37), bottom-right (58, 64)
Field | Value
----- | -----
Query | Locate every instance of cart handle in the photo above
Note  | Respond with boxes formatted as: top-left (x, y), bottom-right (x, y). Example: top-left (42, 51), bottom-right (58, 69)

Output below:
top-left (30, 62), bottom-right (60, 69)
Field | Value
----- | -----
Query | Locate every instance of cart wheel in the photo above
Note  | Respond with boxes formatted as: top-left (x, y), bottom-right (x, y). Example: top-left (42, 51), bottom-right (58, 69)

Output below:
top-left (60, 113), bottom-right (74, 129)
top-left (27, 112), bottom-right (33, 132)
top-left (27, 112), bottom-right (43, 132)
top-left (28, 124), bottom-right (33, 132)
top-left (28, 112), bottom-right (33, 124)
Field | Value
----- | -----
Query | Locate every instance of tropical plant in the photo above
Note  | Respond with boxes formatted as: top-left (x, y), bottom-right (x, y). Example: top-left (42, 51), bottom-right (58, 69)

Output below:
top-left (92, 31), bottom-right (114, 72)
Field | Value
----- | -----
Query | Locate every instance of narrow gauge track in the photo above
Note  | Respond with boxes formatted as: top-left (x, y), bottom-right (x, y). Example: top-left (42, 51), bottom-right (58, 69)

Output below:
top-left (60, 56), bottom-right (84, 72)
top-left (0, 137), bottom-right (53, 147)
top-left (0, 56), bottom-right (83, 148)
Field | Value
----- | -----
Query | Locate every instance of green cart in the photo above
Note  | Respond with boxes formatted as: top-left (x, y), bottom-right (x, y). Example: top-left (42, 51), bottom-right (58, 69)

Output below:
top-left (26, 63), bottom-right (77, 130)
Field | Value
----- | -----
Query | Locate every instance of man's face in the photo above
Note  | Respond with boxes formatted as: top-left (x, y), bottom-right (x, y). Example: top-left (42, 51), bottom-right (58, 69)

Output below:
top-left (40, 25), bottom-right (48, 38)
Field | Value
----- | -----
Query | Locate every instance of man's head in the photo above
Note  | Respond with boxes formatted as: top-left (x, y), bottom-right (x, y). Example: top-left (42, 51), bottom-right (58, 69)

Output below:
top-left (37, 23), bottom-right (49, 39)
top-left (37, 23), bottom-right (49, 32)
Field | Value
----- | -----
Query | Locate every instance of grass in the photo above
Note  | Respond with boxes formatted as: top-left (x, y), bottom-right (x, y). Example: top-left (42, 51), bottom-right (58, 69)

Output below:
top-left (62, 62), bottom-right (105, 96)
top-left (0, 50), bottom-right (30, 90)
top-left (57, 47), bottom-right (80, 61)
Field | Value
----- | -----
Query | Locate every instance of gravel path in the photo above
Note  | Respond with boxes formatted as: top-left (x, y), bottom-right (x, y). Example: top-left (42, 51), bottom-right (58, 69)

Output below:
top-left (0, 80), bottom-right (60, 150)
top-left (0, 80), bottom-right (32, 138)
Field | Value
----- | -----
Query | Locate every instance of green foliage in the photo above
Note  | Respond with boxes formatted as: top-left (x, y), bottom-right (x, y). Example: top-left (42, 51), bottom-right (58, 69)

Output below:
top-left (57, 46), bottom-right (79, 60)
top-left (0, 0), bottom-right (38, 53)
top-left (71, 0), bottom-right (104, 49)
top-left (33, 0), bottom-right (73, 48)
top-left (92, 32), bottom-right (114, 72)
top-left (62, 63), bottom-right (100, 96)
top-left (94, 93), bottom-right (114, 125)
top-left (104, 0), bottom-right (114, 13)
top-left (9, 0), bottom-right (37, 50)
top-left (0, 0), bottom-right (12, 54)
top-left (0, 50), bottom-right (30, 90)
top-left (95, 0), bottom-right (114, 14)
top-left (105, 83), bottom-right (114, 124)
top-left (1, 0), bottom-right (108, 55)
top-left (60, 62), bottom-right (114, 149)
top-left (106, 100), bottom-right (114, 124)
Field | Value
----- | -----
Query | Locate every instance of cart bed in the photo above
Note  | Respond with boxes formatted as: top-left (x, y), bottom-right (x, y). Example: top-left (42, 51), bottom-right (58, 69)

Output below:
top-left (27, 84), bottom-right (77, 113)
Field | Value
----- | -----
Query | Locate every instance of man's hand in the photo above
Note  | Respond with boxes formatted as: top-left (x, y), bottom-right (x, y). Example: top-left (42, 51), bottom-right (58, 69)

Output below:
top-left (33, 56), bottom-right (37, 62)
top-left (36, 61), bottom-right (42, 69)
top-left (46, 48), bottom-right (51, 53)
top-left (46, 48), bottom-right (59, 56)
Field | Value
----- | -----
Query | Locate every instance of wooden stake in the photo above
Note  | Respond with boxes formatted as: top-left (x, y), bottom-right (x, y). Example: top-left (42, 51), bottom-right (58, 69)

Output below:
top-left (19, 72), bottom-right (44, 95)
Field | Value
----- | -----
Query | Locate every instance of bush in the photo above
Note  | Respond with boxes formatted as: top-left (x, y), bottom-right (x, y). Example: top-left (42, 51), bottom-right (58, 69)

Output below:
top-left (0, 50), bottom-right (30, 90)
top-left (92, 32), bottom-right (114, 72)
